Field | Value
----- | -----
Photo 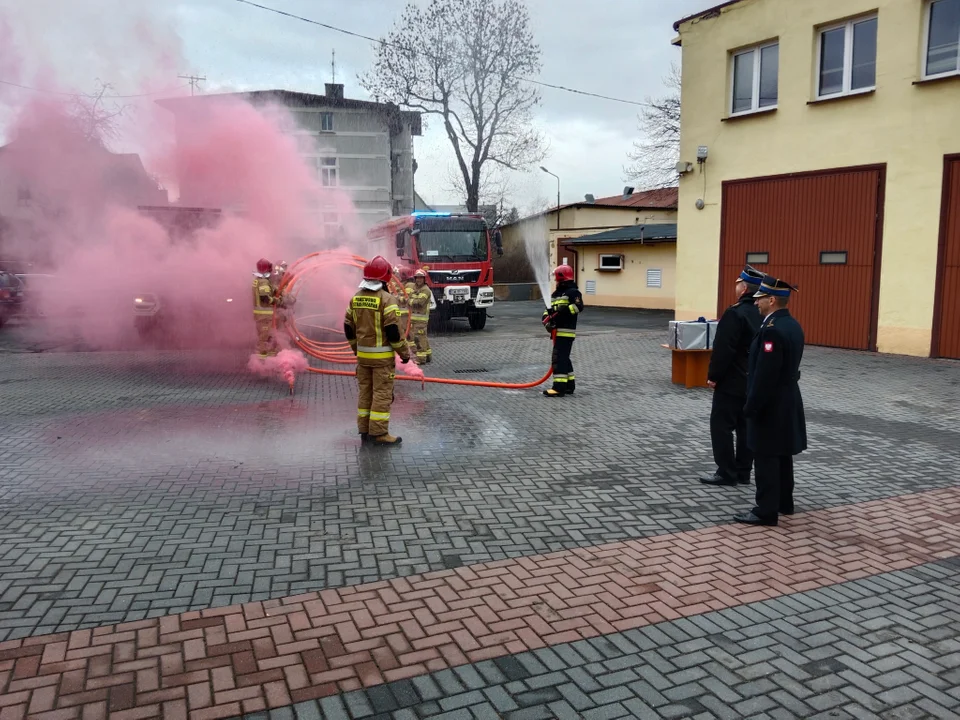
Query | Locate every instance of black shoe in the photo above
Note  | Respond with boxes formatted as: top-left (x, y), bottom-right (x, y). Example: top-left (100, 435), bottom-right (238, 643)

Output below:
top-left (779, 508), bottom-right (795, 515)
top-left (738, 477), bottom-right (751, 485)
top-left (360, 433), bottom-right (371, 444)
top-left (733, 511), bottom-right (778, 526)
top-left (699, 472), bottom-right (737, 486)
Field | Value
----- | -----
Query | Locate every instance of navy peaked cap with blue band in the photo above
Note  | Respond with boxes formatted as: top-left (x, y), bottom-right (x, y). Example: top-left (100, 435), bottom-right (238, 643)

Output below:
top-left (737, 264), bottom-right (765, 285)
top-left (754, 274), bottom-right (799, 298)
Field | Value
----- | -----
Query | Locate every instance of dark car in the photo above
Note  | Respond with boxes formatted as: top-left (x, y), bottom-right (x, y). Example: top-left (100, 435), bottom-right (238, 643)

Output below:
top-left (14, 274), bottom-right (57, 318)
top-left (0, 272), bottom-right (24, 327)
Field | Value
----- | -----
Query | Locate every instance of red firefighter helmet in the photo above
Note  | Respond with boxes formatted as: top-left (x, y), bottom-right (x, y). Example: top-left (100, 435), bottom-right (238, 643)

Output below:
top-left (363, 255), bottom-right (393, 283)
top-left (256, 258), bottom-right (272, 274)
top-left (554, 264), bottom-right (574, 282)
top-left (414, 269), bottom-right (428, 279)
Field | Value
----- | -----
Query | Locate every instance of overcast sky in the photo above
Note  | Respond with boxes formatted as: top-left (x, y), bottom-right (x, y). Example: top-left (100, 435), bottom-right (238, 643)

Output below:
top-left (1, 0), bottom-right (715, 212)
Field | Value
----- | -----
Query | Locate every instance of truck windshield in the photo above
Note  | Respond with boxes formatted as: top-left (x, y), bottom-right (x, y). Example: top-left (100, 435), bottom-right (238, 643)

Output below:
top-left (416, 230), bottom-right (488, 262)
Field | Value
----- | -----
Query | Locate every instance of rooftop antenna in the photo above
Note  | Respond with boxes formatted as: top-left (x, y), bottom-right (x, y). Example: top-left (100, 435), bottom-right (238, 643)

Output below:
top-left (178, 74), bottom-right (206, 96)
top-left (331, 49), bottom-right (337, 84)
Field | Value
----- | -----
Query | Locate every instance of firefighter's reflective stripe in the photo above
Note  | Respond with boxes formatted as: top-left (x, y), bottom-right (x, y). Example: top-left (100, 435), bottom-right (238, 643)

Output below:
top-left (411, 314), bottom-right (429, 322)
top-left (369, 410), bottom-right (390, 421)
top-left (253, 309), bottom-right (273, 316)
top-left (390, 340), bottom-right (406, 351)
top-left (384, 304), bottom-right (399, 314)
top-left (556, 330), bottom-right (576, 338)
top-left (357, 345), bottom-right (394, 360)
top-left (552, 298), bottom-right (570, 307)
top-left (553, 374), bottom-right (569, 383)
top-left (568, 374), bottom-right (575, 381)
top-left (569, 305), bottom-right (580, 314)
top-left (357, 409), bottom-right (371, 418)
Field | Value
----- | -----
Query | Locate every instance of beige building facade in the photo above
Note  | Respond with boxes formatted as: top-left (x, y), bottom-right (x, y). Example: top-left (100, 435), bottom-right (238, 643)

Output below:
top-left (560, 225), bottom-right (677, 310)
top-left (674, 0), bottom-right (960, 357)
top-left (497, 189), bottom-right (678, 307)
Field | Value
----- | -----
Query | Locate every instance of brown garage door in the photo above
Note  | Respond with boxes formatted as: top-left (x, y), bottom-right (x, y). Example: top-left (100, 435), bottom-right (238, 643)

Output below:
top-left (933, 156), bottom-right (960, 359)
top-left (719, 166), bottom-right (885, 350)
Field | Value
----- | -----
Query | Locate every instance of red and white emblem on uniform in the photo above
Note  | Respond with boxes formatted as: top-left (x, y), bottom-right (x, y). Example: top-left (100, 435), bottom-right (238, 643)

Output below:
top-left (763, 341), bottom-right (774, 352)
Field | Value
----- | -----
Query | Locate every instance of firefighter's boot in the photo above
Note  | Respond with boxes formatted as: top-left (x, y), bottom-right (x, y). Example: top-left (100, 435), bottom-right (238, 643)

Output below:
top-left (373, 433), bottom-right (402, 445)
top-left (543, 388), bottom-right (565, 398)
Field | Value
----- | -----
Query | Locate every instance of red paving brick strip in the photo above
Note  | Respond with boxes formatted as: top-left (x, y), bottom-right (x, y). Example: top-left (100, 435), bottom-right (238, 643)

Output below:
top-left (1, 488), bottom-right (960, 719)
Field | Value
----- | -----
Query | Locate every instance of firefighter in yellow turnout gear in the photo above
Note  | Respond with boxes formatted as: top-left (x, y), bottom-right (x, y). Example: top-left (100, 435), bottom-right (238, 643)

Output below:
top-left (405, 269), bottom-right (432, 364)
top-left (253, 258), bottom-right (279, 357)
top-left (270, 261), bottom-right (297, 343)
top-left (343, 256), bottom-right (411, 445)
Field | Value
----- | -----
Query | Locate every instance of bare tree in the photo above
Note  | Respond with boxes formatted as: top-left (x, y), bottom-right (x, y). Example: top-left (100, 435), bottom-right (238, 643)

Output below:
top-left (624, 63), bottom-right (681, 190)
top-left (362, 0), bottom-right (546, 212)
top-left (69, 80), bottom-right (130, 148)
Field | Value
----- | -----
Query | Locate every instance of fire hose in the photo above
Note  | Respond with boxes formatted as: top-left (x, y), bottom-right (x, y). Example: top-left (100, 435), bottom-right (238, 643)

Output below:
top-left (275, 250), bottom-right (553, 390)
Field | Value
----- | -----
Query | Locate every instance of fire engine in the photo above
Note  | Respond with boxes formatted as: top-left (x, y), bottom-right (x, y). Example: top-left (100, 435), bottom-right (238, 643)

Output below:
top-left (366, 212), bottom-right (502, 330)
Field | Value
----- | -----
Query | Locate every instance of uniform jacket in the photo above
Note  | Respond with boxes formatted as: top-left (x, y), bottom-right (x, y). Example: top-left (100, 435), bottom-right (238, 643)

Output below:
top-left (546, 281), bottom-right (584, 338)
top-left (744, 308), bottom-right (807, 456)
top-left (252, 276), bottom-right (274, 316)
top-left (343, 286), bottom-right (409, 367)
top-left (708, 292), bottom-right (762, 397)
top-left (406, 282), bottom-right (431, 322)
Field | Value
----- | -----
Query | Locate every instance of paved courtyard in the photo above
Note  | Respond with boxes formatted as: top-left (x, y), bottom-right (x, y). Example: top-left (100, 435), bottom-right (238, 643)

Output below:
top-left (1, 301), bottom-right (959, 719)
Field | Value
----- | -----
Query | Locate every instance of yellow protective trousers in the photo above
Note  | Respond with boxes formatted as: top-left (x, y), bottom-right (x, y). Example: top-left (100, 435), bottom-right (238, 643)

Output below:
top-left (356, 364), bottom-right (396, 437)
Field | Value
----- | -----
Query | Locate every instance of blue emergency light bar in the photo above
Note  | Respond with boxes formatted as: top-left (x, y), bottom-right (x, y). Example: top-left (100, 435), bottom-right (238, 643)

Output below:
top-left (411, 211), bottom-right (451, 217)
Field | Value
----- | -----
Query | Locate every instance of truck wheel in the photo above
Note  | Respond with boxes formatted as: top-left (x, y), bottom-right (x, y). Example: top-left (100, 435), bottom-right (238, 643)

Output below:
top-left (468, 308), bottom-right (487, 330)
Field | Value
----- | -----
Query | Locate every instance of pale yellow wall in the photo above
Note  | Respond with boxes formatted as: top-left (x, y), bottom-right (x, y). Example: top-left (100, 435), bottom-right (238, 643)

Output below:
top-left (676, 0), bottom-right (959, 356)
top-left (564, 242), bottom-right (677, 310)
top-left (498, 205), bottom-right (677, 267)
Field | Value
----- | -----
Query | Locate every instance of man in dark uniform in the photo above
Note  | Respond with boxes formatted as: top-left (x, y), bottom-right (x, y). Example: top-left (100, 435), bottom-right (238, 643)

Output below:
top-left (700, 265), bottom-right (764, 486)
top-left (542, 264), bottom-right (584, 397)
top-left (734, 275), bottom-right (807, 526)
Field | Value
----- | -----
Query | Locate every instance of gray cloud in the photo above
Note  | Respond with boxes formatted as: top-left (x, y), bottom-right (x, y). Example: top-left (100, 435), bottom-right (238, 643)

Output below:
top-left (0, 0), bottom-right (717, 210)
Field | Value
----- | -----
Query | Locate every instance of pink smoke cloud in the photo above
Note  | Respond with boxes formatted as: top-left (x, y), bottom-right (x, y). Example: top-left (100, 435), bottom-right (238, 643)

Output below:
top-left (247, 349), bottom-right (310, 387)
top-left (397, 354), bottom-right (424, 379)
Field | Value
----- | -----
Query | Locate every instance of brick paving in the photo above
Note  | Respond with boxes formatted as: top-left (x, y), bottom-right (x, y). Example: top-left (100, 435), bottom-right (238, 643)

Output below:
top-left (283, 559), bottom-right (960, 720)
top-left (0, 488), bottom-right (958, 719)
top-left (1, 303), bottom-right (960, 718)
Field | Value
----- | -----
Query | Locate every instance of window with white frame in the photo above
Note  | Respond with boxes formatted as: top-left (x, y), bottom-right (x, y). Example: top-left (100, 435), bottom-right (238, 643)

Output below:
top-left (598, 254), bottom-right (623, 271)
top-left (320, 112), bottom-right (334, 132)
top-left (817, 15), bottom-right (878, 97)
top-left (317, 157), bottom-right (338, 187)
top-left (322, 211), bottom-right (340, 238)
top-left (924, 0), bottom-right (960, 78)
top-left (731, 42), bottom-right (779, 115)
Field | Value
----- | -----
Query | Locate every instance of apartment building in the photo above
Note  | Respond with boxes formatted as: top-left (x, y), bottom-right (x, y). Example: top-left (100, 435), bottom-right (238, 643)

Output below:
top-left (158, 84), bottom-right (421, 235)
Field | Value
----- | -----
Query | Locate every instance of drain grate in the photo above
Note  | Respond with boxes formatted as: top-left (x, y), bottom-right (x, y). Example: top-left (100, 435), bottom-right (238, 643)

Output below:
top-left (453, 368), bottom-right (489, 374)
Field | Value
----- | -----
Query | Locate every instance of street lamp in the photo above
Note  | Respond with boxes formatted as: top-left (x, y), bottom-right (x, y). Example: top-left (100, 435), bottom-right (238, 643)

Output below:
top-left (540, 166), bottom-right (560, 231)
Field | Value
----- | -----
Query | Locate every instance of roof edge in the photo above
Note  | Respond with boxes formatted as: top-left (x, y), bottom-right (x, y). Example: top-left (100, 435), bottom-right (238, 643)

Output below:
top-left (501, 198), bottom-right (679, 229)
top-left (156, 90), bottom-right (423, 136)
top-left (673, 0), bottom-right (745, 31)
